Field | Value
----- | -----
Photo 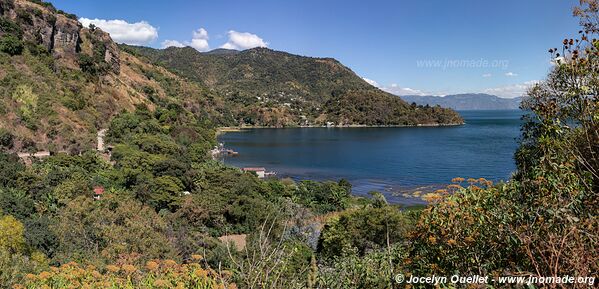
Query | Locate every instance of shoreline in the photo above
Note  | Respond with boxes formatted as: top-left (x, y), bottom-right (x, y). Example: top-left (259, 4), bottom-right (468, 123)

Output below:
top-left (217, 122), bottom-right (465, 134)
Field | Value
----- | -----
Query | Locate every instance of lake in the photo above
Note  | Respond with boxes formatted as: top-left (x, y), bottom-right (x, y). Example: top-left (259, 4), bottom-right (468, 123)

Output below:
top-left (218, 110), bottom-right (525, 204)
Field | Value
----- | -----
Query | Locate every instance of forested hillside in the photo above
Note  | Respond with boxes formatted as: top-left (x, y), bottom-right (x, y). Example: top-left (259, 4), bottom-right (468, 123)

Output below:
top-left (122, 45), bottom-right (463, 127)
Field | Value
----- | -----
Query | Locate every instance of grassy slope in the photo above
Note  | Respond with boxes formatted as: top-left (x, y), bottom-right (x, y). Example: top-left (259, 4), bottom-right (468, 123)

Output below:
top-left (0, 0), bottom-right (243, 153)
top-left (0, 48), bottom-right (237, 152)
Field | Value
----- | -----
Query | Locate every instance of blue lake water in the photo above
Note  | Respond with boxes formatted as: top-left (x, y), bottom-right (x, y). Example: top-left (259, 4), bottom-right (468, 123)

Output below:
top-left (219, 110), bottom-right (524, 204)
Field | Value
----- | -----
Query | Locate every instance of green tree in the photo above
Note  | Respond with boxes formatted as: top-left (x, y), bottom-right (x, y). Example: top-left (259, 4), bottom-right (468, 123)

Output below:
top-left (0, 153), bottom-right (24, 187)
top-left (318, 206), bottom-right (409, 259)
top-left (146, 175), bottom-right (184, 211)
top-left (0, 213), bottom-right (48, 288)
top-left (51, 191), bottom-right (178, 266)
top-left (0, 129), bottom-right (13, 149)
top-left (295, 181), bottom-right (351, 213)
top-left (0, 34), bottom-right (23, 56)
top-left (0, 214), bottom-right (25, 253)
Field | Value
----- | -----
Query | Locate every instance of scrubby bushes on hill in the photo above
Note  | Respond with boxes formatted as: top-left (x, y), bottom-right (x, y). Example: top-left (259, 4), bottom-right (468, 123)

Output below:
top-left (0, 34), bottom-right (23, 55)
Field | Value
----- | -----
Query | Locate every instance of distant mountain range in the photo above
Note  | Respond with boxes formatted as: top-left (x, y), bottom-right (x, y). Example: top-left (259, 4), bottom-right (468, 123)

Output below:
top-left (400, 94), bottom-right (522, 110)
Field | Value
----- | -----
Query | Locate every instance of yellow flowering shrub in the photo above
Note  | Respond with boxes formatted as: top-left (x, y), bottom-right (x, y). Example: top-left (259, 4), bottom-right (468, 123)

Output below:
top-left (17, 259), bottom-right (235, 289)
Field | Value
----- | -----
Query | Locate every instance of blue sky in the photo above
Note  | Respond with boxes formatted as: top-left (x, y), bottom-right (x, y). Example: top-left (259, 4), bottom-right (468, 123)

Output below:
top-left (48, 0), bottom-right (581, 97)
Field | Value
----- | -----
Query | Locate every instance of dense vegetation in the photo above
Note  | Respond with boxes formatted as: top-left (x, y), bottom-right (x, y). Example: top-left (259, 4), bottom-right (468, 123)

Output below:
top-left (0, 94), bottom-right (365, 288)
top-left (0, 0), bottom-right (597, 288)
top-left (121, 45), bottom-right (463, 127)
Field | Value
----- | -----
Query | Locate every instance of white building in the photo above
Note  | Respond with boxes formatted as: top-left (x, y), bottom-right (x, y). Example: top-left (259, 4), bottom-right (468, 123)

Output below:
top-left (242, 167), bottom-right (266, 178)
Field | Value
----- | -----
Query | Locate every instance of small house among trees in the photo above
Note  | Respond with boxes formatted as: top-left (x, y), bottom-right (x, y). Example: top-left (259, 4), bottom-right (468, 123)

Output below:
top-left (93, 186), bottom-right (104, 200)
top-left (242, 167), bottom-right (266, 178)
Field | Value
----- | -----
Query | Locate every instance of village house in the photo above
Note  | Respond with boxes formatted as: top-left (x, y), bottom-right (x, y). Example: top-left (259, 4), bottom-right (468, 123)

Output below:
top-left (93, 186), bottom-right (105, 200)
top-left (17, 151), bottom-right (51, 166)
top-left (242, 167), bottom-right (266, 178)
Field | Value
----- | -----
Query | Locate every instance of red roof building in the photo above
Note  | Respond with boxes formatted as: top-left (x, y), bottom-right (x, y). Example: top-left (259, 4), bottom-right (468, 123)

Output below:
top-left (93, 186), bottom-right (105, 199)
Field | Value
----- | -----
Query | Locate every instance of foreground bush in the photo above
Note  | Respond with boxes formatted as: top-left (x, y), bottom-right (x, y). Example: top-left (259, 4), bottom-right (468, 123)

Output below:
top-left (318, 203), bottom-right (411, 260)
top-left (409, 179), bottom-right (528, 276)
top-left (16, 258), bottom-right (235, 289)
top-left (410, 171), bottom-right (597, 280)
top-left (316, 245), bottom-right (407, 289)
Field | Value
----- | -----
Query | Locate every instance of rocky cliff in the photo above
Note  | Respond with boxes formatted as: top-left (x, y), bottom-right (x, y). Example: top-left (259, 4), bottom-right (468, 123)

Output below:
top-left (0, 0), bottom-right (119, 73)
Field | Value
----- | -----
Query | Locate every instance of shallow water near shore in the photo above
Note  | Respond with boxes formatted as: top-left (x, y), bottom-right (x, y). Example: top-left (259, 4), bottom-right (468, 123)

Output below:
top-left (219, 110), bottom-right (524, 204)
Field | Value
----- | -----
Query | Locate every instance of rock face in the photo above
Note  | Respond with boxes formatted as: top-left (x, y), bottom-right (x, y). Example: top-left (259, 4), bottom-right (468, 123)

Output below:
top-left (0, 0), bottom-right (120, 74)
top-left (92, 28), bottom-right (120, 74)
top-left (50, 15), bottom-right (81, 58)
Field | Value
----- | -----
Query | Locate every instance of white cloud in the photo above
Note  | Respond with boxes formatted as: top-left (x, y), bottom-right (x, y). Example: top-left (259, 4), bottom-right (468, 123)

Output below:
top-left (482, 73), bottom-right (492, 78)
top-left (360, 78), bottom-right (431, 96)
top-left (505, 72), bottom-right (518, 77)
top-left (161, 40), bottom-right (185, 48)
top-left (221, 30), bottom-right (268, 50)
top-left (79, 18), bottom-right (158, 45)
top-left (483, 80), bottom-right (539, 98)
top-left (358, 77), bottom-right (538, 98)
top-left (362, 77), bottom-right (379, 87)
top-left (188, 28), bottom-right (210, 52)
top-left (193, 28), bottom-right (209, 39)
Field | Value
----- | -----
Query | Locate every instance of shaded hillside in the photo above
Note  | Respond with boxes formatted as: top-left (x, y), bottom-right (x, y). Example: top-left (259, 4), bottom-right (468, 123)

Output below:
top-left (122, 45), bottom-right (464, 126)
top-left (401, 94), bottom-right (522, 110)
top-left (0, 0), bottom-right (233, 152)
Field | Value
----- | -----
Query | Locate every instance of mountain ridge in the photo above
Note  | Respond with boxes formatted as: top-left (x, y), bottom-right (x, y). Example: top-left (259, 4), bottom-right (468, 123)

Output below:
top-left (122, 44), bottom-right (464, 127)
top-left (400, 93), bottom-right (522, 110)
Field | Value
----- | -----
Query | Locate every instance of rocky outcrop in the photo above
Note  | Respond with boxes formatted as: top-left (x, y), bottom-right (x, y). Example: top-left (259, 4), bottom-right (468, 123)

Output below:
top-left (89, 28), bottom-right (120, 74)
top-left (0, 0), bottom-right (120, 74)
top-left (50, 14), bottom-right (81, 58)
